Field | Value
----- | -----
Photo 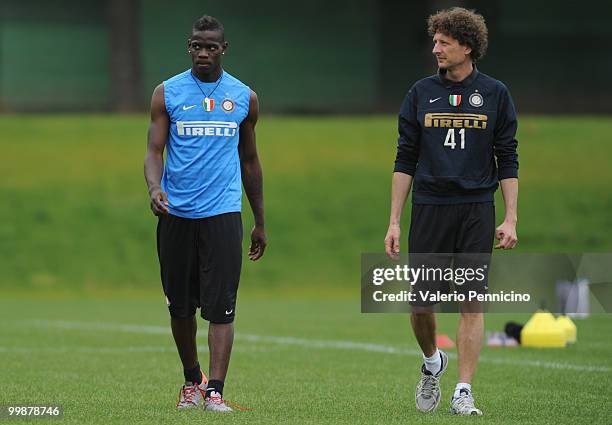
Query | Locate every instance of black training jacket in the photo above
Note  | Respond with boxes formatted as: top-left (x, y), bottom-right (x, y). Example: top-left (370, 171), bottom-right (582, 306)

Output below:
top-left (394, 67), bottom-right (519, 204)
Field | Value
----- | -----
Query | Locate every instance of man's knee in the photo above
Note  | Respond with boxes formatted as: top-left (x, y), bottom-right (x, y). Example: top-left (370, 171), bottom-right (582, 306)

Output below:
top-left (411, 305), bottom-right (436, 316)
top-left (459, 300), bottom-right (484, 314)
top-left (459, 311), bottom-right (483, 318)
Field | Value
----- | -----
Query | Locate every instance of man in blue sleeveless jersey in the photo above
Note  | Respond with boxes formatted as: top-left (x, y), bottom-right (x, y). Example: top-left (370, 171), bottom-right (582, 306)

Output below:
top-left (144, 15), bottom-right (266, 412)
top-left (384, 8), bottom-right (518, 416)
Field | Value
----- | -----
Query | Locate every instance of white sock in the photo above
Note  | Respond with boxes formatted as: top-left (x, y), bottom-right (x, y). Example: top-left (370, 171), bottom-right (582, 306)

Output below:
top-left (423, 349), bottom-right (441, 374)
top-left (454, 383), bottom-right (471, 399)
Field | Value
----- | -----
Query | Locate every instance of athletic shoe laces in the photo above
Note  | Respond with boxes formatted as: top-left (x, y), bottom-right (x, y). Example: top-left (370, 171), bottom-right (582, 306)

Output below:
top-left (420, 374), bottom-right (438, 399)
top-left (180, 385), bottom-right (198, 405)
top-left (206, 393), bottom-right (225, 405)
top-left (454, 392), bottom-right (476, 411)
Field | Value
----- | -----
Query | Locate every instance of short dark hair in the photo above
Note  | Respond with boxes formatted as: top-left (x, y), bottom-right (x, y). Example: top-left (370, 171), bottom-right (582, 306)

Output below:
top-left (427, 7), bottom-right (488, 62)
top-left (192, 15), bottom-right (224, 38)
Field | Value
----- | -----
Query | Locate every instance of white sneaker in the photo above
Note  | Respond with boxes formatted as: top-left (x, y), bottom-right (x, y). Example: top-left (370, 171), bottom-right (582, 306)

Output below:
top-left (450, 389), bottom-right (483, 416)
top-left (415, 350), bottom-right (449, 412)
top-left (176, 384), bottom-right (202, 409)
top-left (176, 370), bottom-right (208, 409)
top-left (204, 391), bottom-right (233, 413)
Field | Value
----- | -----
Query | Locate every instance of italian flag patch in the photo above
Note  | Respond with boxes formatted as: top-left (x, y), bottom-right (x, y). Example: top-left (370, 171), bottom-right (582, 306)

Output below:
top-left (203, 97), bottom-right (214, 112)
top-left (449, 95), bottom-right (461, 106)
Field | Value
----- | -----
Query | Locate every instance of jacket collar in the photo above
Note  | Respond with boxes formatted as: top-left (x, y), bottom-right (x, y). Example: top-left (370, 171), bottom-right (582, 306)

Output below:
top-left (437, 65), bottom-right (479, 88)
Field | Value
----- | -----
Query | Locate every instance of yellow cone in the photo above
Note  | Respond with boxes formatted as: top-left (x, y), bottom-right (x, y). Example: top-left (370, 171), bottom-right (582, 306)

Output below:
top-left (556, 315), bottom-right (577, 344)
top-left (521, 311), bottom-right (566, 348)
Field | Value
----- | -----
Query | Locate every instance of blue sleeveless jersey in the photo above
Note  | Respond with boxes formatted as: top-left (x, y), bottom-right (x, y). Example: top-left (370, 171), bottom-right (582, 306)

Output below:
top-left (161, 69), bottom-right (250, 218)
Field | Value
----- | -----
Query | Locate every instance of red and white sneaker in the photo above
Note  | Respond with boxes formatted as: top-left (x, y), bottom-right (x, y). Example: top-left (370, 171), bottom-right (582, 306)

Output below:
top-left (176, 371), bottom-right (208, 409)
top-left (204, 391), bottom-right (233, 413)
top-left (176, 384), bottom-right (202, 409)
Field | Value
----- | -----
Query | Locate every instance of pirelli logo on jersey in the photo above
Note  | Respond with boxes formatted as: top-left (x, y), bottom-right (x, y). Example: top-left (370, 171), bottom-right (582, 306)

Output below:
top-left (176, 121), bottom-right (238, 137)
top-left (424, 113), bottom-right (488, 129)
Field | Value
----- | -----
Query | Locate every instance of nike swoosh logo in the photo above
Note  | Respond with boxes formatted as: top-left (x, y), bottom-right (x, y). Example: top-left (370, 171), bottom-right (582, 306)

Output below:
top-left (429, 97), bottom-right (441, 103)
top-left (182, 105), bottom-right (197, 110)
top-left (225, 309), bottom-right (233, 315)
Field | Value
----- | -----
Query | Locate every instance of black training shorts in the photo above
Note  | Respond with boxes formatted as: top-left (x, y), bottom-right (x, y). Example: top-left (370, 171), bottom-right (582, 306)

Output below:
top-left (156, 212), bottom-right (243, 323)
top-left (408, 202), bottom-right (495, 308)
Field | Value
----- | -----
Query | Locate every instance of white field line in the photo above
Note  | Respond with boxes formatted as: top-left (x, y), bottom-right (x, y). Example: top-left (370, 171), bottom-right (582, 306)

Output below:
top-left (0, 345), bottom-right (178, 354)
top-left (0, 345), bottom-right (268, 354)
top-left (21, 320), bottom-right (610, 373)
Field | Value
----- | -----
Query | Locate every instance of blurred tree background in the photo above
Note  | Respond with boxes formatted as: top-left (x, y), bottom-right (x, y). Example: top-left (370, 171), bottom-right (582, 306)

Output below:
top-left (1, 0), bottom-right (610, 113)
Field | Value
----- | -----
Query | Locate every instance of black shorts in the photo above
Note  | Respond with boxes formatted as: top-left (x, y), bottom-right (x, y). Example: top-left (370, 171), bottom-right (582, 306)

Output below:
top-left (408, 202), bottom-right (495, 308)
top-left (157, 212), bottom-right (243, 323)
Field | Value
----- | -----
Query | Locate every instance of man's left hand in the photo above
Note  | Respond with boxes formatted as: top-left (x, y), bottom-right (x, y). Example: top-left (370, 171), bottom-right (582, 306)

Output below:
top-left (249, 225), bottom-right (267, 261)
top-left (495, 220), bottom-right (518, 249)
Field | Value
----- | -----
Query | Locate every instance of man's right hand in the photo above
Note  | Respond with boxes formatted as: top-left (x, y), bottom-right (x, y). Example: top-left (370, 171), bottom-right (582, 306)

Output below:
top-left (149, 187), bottom-right (169, 216)
top-left (384, 224), bottom-right (401, 260)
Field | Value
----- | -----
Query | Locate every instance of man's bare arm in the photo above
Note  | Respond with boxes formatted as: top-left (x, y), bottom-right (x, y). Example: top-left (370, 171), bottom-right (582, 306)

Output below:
top-left (385, 172), bottom-right (413, 259)
top-left (495, 177), bottom-right (518, 249)
top-left (144, 84), bottom-right (170, 215)
top-left (239, 90), bottom-right (266, 261)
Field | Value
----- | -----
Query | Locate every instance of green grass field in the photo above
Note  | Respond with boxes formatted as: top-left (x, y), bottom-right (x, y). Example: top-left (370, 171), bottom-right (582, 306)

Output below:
top-left (1, 115), bottom-right (611, 423)
top-left (1, 298), bottom-right (611, 424)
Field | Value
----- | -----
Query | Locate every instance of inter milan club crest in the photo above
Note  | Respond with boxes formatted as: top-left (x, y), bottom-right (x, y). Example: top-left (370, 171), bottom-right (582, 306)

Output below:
top-left (469, 92), bottom-right (484, 108)
top-left (221, 99), bottom-right (235, 112)
top-left (203, 97), bottom-right (214, 112)
top-left (449, 95), bottom-right (461, 106)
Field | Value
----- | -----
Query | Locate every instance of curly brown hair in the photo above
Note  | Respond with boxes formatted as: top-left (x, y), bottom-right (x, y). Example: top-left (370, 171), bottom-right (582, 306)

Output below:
top-left (427, 7), bottom-right (488, 62)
